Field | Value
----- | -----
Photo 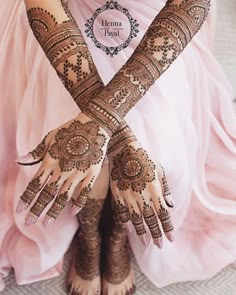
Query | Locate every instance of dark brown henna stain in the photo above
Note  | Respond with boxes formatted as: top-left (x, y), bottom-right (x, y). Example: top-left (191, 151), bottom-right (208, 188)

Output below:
top-left (27, 7), bottom-right (104, 109)
top-left (82, 1), bottom-right (211, 134)
top-left (157, 201), bottom-right (174, 233)
top-left (72, 177), bottom-right (95, 209)
top-left (111, 145), bottom-right (156, 193)
top-left (74, 198), bottom-right (105, 281)
top-left (143, 202), bottom-right (162, 239)
top-left (29, 135), bottom-right (48, 160)
top-left (20, 171), bottom-right (44, 205)
top-left (102, 196), bottom-right (131, 287)
top-left (114, 197), bottom-right (130, 224)
top-left (130, 207), bottom-right (146, 236)
top-left (30, 176), bottom-right (61, 217)
top-left (48, 121), bottom-right (106, 173)
top-left (46, 184), bottom-right (72, 219)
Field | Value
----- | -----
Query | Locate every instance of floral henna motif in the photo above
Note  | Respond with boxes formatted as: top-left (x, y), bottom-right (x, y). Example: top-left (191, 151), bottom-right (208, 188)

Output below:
top-left (30, 177), bottom-right (61, 217)
top-left (48, 121), bottom-right (106, 172)
top-left (75, 198), bottom-right (105, 281)
top-left (20, 171), bottom-right (44, 205)
top-left (111, 146), bottom-right (156, 193)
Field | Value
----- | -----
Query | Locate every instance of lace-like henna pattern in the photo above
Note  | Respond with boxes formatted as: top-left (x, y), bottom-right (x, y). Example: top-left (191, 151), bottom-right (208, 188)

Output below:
top-left (20, 171), bottom-right (44, 205)
top-left (27, 7), bottom-right (104, 109)
top-left (83, 0), bottom-right (211, 134)
top-left (158, 204), bottom-right (174, 233)
top-left (30, 177), bottom-right (61, 217)
top-left (46, 183), bottom-right (72, 219)
top-left (111, 146), bottom-right (156, 193)
top-left (130, 208), bottom-right (146, 236)
top-left (103, 200), bottom-right (131, 286)
top-left (29, 135), bottom-right (47, 160)
top-left (48, 121), bottom-right (106, 173)
top-left (143, 203), bottom-right (162, 239)
top-left (75, 198), bottom-right (105, 281)
top-left (72, 177), bottom-right (95, 209)
top-left (114, 197), bottom-right (130, 224)
top-left (108, 123), bottom-right (136, 154)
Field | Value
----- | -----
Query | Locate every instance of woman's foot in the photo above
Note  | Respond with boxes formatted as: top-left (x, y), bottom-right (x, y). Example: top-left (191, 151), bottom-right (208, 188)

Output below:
top-left (101, 209), bottom-right (135, 295)
top-left (67, 231), bottom-right (101, 295)
top-left (67, 198), bottom-right (105, 295)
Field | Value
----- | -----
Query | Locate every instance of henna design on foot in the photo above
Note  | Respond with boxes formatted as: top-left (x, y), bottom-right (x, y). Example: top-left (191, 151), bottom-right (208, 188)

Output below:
top-left (48, 121), bottom-right (106, 173)
top-left (111, 146), bottom-right (156, 193)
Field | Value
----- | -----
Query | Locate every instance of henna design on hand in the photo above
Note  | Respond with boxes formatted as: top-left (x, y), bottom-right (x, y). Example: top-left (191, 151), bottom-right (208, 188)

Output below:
top-left (46, 190), bottom-right (69, 220)
top-left (30, 176), bottom-right (61, 217)
top-left (29, 135), bottom-right (48, 160)
top-left (130, 208), bottom-right (146, 236)
top-left (158, 204), bottom-right (174, 233)
top-left (75, 198), bottom-right (105, 281)
top-left (143, 202), bottom-right (162, 239)
top-left (72, 177), bottom-right (95, 209)
top-left (48, 121), bottom-right (106, 173)
top-left (111, 145), bottom-right (156, 193)
top-left (114, 197), bottom-right (130, 224)
top-left (20, 171), bottom-right (44, 205)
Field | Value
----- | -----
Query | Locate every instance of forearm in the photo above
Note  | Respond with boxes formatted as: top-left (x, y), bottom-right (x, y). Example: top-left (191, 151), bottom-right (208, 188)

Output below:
top-left (83, 0), bottom-right (211, 135)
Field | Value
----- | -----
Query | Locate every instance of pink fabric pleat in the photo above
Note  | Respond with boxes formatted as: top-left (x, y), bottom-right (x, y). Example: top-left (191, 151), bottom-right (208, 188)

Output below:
top-left (0, 0), bottom-right (236, 290)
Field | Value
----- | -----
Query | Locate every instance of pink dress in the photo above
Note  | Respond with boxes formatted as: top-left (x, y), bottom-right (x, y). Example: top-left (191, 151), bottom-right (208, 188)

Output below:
top-left (0, 0), bottom-right (236, 291)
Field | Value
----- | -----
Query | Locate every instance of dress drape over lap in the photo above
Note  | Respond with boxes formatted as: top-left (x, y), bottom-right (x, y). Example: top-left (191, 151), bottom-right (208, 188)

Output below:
top-left (0, 0), bottom-right (236, 291)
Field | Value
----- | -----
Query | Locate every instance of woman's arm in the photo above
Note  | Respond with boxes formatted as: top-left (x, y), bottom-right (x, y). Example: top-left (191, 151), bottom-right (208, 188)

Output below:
top-left (24, 0), bottom-right (211, 136)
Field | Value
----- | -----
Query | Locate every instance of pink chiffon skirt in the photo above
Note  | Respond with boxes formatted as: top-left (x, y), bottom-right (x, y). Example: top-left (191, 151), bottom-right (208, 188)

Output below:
top-left (0, 0), bottom-right (236, 291)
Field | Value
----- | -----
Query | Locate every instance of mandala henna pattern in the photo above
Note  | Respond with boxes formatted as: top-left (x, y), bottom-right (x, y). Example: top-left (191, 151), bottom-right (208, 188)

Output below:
top-left (111, 145), bottom-right (156, 193)
top-left (20, 171), bottom-right (44, 205)
top-left (48, 121), bottom-right (106, 172)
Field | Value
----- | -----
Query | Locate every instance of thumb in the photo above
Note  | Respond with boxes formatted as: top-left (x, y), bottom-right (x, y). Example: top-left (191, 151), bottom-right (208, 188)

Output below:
top-left (16, 133), bottom-right (51, 166)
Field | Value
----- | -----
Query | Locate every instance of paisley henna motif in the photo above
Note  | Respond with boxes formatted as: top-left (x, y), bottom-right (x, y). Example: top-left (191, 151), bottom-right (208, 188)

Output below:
top-left (48, 121), bottom-right (106, 172)
top-left (20, 171), bottom-right (44, 205)
top-left (111, 146), bottom-right (156, 193)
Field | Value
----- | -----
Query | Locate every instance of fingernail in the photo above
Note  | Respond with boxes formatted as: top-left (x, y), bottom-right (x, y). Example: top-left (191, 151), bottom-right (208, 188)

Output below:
top-left (140, 235), bottom-right (148, 246)
top-left (154, 237), bottom-right (163, 249)
top-left (165, 196), bottom-right (175, 208)
top-left (43, 215), bottom-right (55, 228)
top-left (126, 221), bottom-right (132, 233)
top-left (16, 200), bottom-right (28, 213)
top-left (15, 153), bottom-right (31, 163)
top-left (71, 206), bottom-right (82, 216)
top-left (25, 214), bottom-right (37, 227)
top-left (166, 232), bottom-right (174, 242)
